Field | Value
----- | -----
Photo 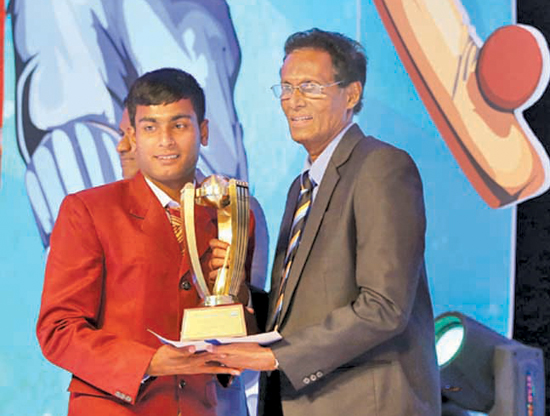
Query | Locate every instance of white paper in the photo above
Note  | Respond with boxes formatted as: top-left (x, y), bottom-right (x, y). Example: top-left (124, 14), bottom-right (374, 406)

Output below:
top-left (148, 329), bottom-right (282, 351)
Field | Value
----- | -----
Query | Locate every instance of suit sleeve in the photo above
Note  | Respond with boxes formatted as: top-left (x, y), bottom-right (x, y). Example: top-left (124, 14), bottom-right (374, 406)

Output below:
top-left (36, 194), bottom-right (157, 405)
top-left (272, 148), bottom-right (427, 390)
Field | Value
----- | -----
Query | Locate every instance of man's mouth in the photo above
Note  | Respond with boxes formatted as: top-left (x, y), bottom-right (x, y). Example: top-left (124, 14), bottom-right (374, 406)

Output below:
top-left (291, 115), bottom-right (313, 122)
top-left (156, 154), bottom-right (179, 160)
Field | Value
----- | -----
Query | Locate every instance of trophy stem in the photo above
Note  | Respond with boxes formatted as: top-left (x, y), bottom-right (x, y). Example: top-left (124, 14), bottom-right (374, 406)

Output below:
top-left (204, 295), bottom-right (238, 307)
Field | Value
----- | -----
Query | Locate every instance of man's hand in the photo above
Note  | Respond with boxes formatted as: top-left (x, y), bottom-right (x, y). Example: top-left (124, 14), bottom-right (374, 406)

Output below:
top-left (210, 343), bottom-right (278, 372)
top-left (208, 239), bottom-right (230, 288)
top-left (208, 239), bottom-right (250, 305)
top-left (146, 345), bottom-right (241, 376)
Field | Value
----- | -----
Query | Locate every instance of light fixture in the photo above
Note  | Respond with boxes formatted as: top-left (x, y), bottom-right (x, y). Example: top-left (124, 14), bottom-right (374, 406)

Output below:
top-left (435, 311), bottom-right (545, 416)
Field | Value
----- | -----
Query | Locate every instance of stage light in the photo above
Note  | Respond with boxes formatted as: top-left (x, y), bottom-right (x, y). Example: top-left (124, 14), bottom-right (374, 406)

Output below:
top-left (435, 311), bottom-right (545, 416)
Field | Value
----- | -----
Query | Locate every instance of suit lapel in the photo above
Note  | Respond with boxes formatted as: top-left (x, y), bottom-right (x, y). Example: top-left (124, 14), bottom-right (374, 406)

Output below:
top-left (278, 125), bottom-right (364, 324)
top-left (268, 176), bottom-right (301, 316)
top-left (127, 173), bottom-right (182, 272)
top-left (127, 173), bottom-right (214, 281)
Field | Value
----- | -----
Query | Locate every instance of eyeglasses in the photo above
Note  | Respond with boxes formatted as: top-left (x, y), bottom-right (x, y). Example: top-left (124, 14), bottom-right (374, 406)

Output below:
top-left (271, 81), bottom-right (343, 100)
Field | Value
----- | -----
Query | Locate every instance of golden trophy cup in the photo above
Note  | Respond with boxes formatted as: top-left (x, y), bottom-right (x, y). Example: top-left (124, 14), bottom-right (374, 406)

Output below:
top-left (180, 174), bottom-right (250, 340)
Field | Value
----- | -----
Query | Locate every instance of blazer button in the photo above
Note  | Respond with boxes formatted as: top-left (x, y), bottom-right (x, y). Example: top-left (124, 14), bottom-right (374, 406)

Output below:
top-left (180, 279), bottom-right (192, 291)
top-left (179, 379), bottom-right (186, 389)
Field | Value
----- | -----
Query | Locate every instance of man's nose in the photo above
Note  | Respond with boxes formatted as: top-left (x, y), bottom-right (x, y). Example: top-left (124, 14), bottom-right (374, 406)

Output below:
top-left (286, 87), bottom-right (306, 108)
top-left (117, 135), bottom-right (131, 154)
top-left (159, 127), bottom-right (175, 146)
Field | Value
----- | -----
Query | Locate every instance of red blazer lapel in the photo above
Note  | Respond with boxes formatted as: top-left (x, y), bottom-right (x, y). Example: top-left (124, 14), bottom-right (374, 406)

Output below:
top-left (127, 173), bottom-right (182, 274)
top-left (127, 173), bottom-right (217, 290)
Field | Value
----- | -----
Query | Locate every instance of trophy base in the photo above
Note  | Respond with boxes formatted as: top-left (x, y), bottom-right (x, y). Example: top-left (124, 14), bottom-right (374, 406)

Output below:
top-left (181, 303), bottom-right (247, 341)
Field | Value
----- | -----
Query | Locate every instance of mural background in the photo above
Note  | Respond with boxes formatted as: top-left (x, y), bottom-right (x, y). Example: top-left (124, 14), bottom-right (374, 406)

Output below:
top-left (514, 1), bottom-right (550, 413)
top-left (1, 0), bottom-right (547, 415)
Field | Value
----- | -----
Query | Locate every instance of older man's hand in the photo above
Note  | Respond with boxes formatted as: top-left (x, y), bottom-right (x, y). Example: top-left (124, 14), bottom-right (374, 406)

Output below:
top-left (146, 344), bottom-right (242, 376)
top-left (209, 343), bottom-right (278, 372)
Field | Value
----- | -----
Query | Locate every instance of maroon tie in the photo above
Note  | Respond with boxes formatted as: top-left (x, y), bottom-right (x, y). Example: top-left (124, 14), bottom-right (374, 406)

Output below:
top-left (166, 206), bottom-right (185, 254)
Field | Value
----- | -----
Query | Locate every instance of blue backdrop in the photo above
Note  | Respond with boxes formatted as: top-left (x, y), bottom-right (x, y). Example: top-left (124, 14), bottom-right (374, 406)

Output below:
top-left (0, 1), bottom-right (516, 414)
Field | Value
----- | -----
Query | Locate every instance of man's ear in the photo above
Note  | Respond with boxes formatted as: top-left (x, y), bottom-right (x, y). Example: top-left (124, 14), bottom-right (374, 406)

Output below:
top-left (200, 119), bottom-right (209, 146)
top-left (345, 81), bottom-right (362, 110)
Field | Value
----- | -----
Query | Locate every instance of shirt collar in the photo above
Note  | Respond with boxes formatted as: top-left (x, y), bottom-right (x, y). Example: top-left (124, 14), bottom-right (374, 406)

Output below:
top-left (144, 170), bottom-right (203, 209)
top-left (144, 176), bottom-right (178, 208)
top-left (305, 122), bottom-right (353, 186)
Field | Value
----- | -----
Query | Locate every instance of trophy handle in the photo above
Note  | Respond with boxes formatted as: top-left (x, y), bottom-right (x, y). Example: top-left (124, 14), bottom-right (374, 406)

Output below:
top-left (181, 182), bottom-right (211, 299)
top-left (213, 179), bottom-right (249, 299)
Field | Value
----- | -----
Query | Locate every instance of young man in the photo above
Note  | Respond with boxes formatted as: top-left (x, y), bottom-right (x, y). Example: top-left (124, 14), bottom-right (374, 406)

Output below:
top-left (114, 90), bottom-right (266, 416)
top-left (211, 29), bottom-right (441, 416)
top-left (36, 68), bottom-right (249, 416)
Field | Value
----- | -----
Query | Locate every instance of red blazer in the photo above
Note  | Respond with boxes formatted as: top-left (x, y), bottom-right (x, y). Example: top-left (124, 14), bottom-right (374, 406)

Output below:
top-left (37, 172), bottom-right (252, 416)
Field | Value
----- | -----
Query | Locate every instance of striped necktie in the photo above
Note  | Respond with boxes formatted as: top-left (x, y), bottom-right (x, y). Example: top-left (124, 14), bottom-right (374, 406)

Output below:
top-left (166, 206), bottom-right (185, 254)
top-left (269, 171), bottom-right (315, 330)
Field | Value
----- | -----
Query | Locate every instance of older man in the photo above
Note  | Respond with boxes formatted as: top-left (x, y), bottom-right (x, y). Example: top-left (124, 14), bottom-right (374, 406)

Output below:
top-left (211, 28), bottom-right (441, 416)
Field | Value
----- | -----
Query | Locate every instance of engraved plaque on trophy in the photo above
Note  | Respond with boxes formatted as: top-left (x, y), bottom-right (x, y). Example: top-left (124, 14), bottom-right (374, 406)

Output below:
top-left (180, 175), bottom-right (250, 341)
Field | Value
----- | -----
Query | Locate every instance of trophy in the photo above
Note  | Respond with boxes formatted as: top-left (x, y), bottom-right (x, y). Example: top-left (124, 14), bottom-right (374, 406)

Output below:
top-left (180, 174), bottom-right (251, 340)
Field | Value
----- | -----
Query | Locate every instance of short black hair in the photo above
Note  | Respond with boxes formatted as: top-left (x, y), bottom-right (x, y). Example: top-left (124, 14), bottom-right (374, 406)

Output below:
top-left (284, 28), bottom-right (367, 114)
top-left (126, 68), bottom-right (206, 127)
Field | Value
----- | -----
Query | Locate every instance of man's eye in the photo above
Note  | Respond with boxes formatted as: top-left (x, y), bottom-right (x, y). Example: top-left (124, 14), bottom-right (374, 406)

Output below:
top-left (301, 83), bottom-right (320, 93)
top-left (175, 122), bottom-right (188, 129)
top-left (143, 125), bottom-right (155, 132)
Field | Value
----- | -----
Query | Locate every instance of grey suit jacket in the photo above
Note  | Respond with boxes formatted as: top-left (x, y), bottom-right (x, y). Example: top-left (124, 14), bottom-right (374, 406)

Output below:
top-left (262, 125), bottom-right (441, 416)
